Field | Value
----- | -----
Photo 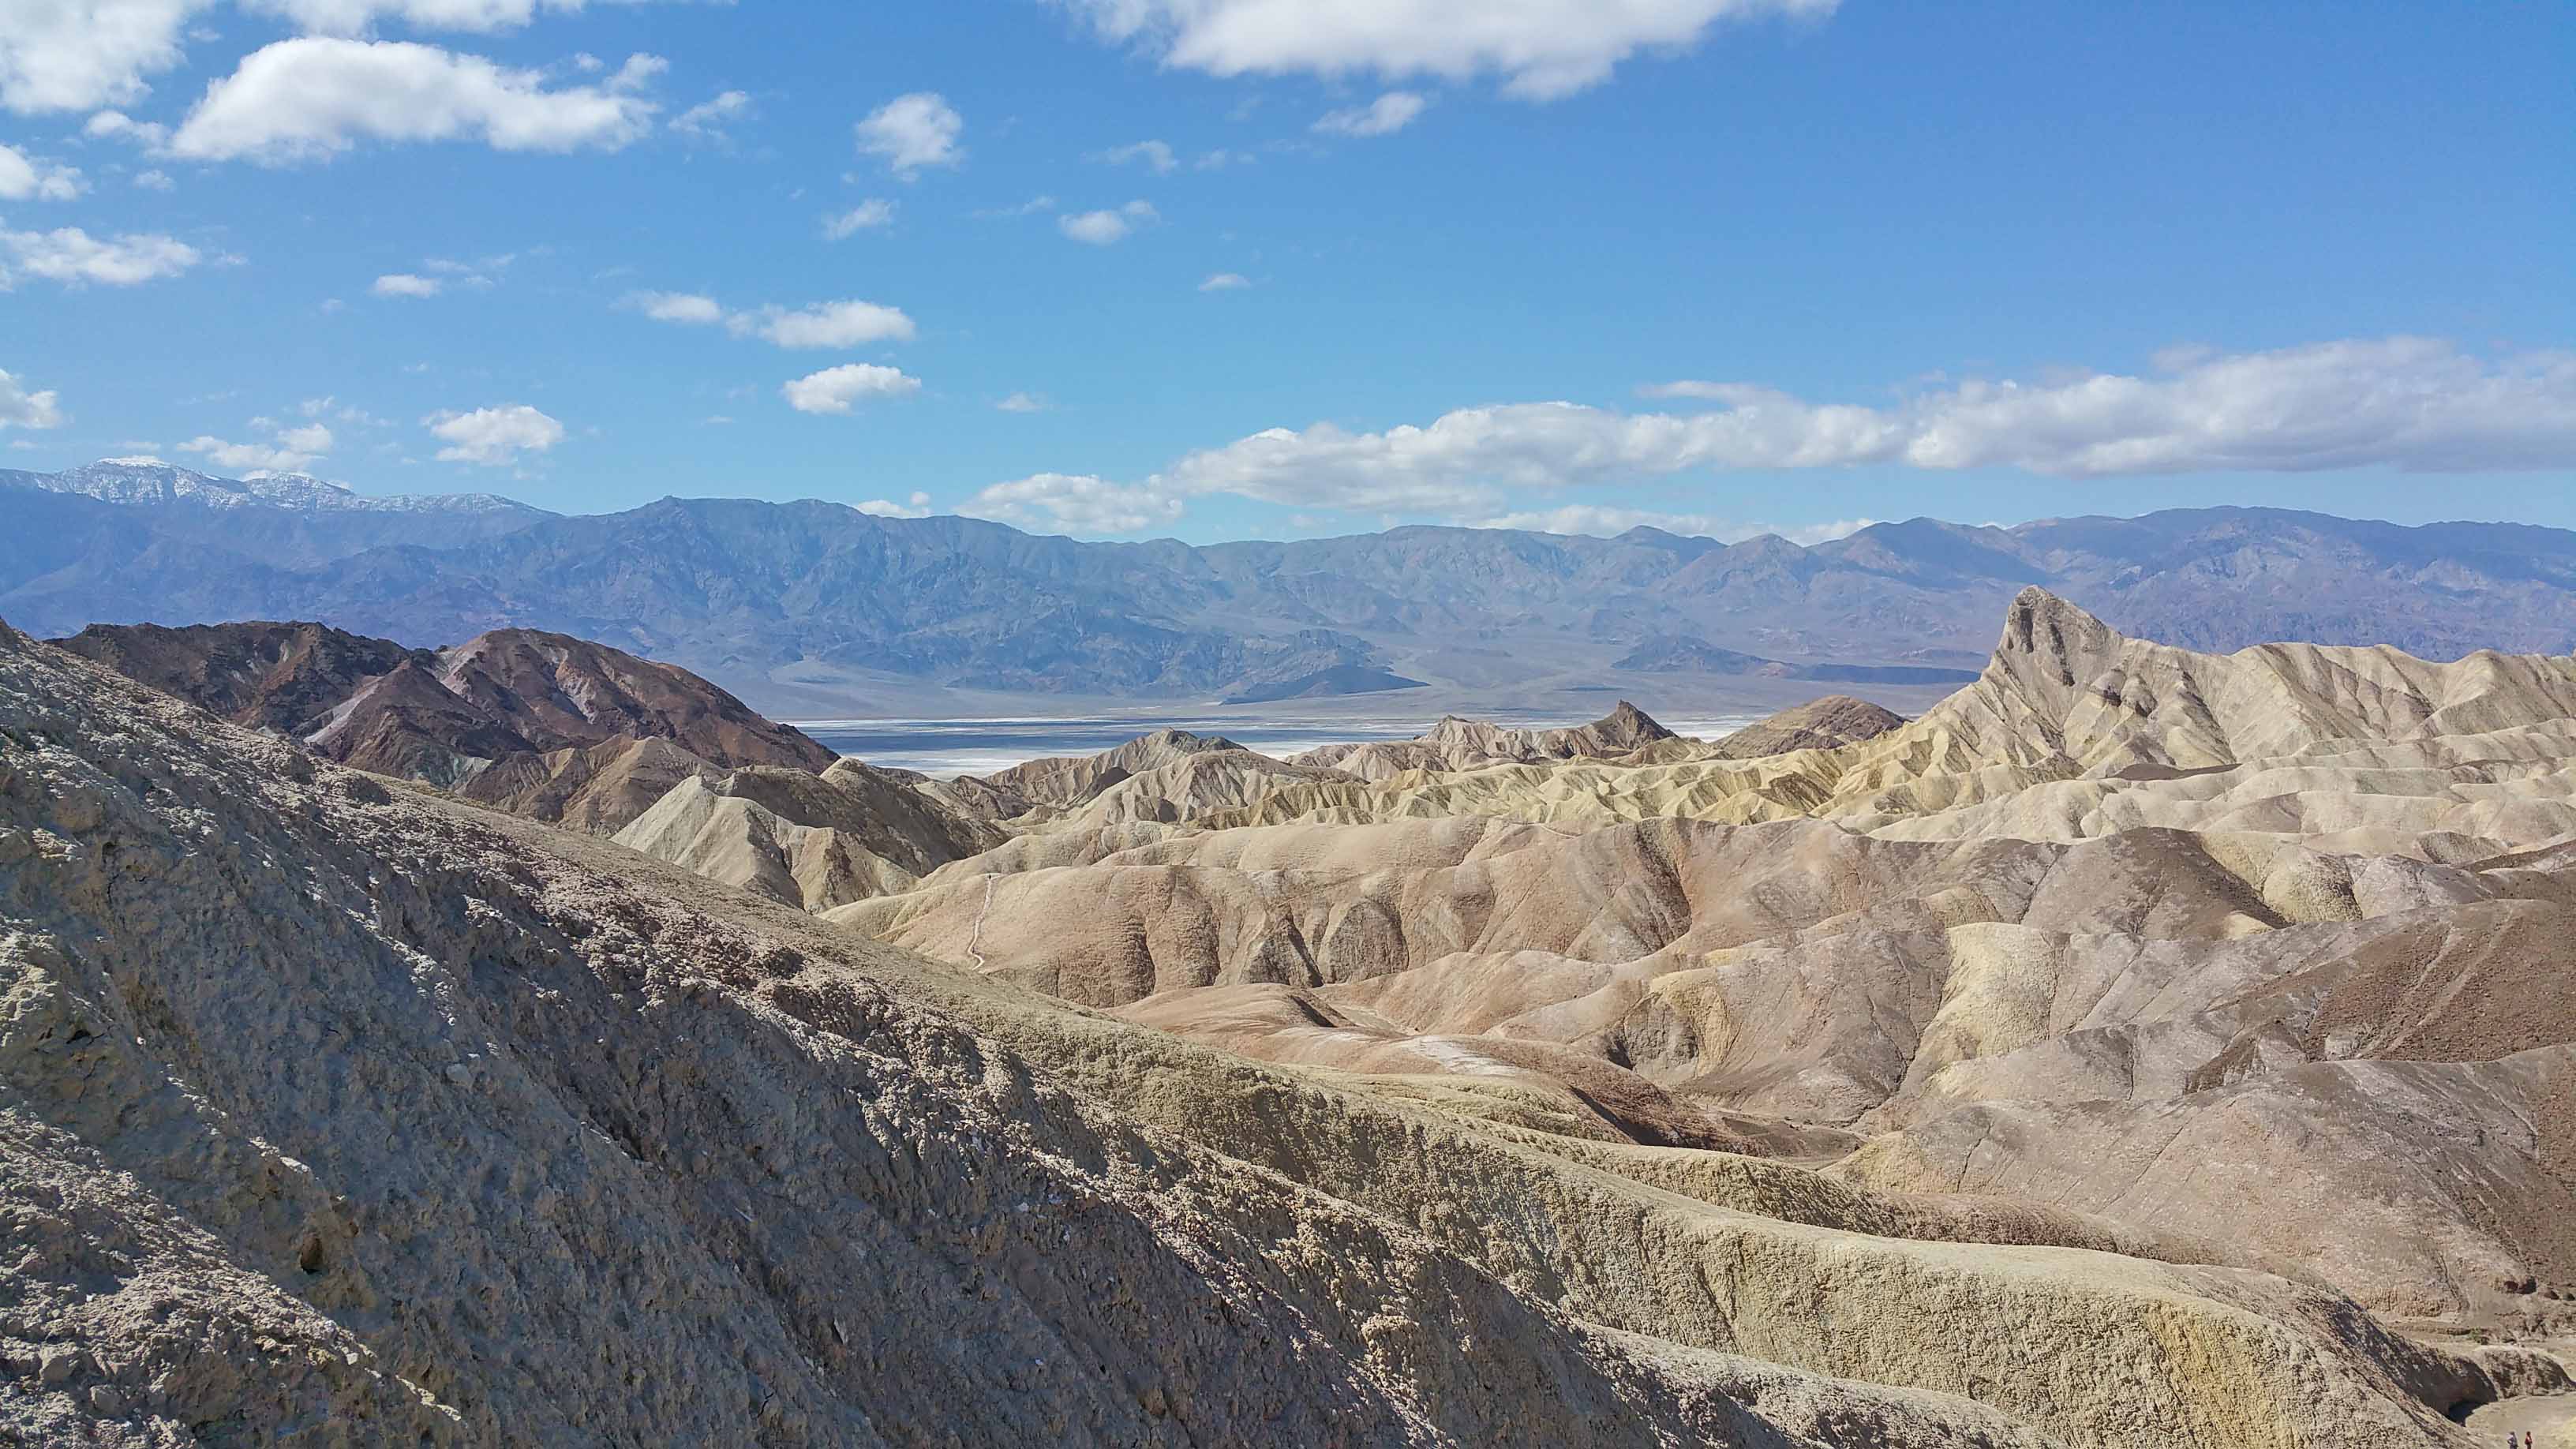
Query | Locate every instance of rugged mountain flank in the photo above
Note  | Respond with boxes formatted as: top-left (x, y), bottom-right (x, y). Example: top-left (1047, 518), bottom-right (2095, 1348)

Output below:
top-left (51, 619), bottom-right (834, 832)
top-left (51, 620), bottom-right (429, 735)
top-left (430, 629), bottom-right (837, 772)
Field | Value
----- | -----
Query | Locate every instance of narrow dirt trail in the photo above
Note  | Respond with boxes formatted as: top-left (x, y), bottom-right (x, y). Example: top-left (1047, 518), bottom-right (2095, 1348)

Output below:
top-left (966, 874), bottom-right (997, 972)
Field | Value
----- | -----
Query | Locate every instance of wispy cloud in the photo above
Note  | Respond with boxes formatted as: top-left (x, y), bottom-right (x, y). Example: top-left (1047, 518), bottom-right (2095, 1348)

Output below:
top-left (822, 198), bottom-right (896, 239)
top-left (1058, 200), bottom-right (1157, 245)
top-left (1088, 139), bottom-right (1175, 174)
top-left (1313, 92), bottom-right (1425, 137)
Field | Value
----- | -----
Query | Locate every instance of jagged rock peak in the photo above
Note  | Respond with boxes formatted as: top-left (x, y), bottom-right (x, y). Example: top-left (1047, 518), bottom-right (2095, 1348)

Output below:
top-left (1595, 699), bottom-right (1673, 741)
top-left (2000, 586), bottom-right (2125, 663)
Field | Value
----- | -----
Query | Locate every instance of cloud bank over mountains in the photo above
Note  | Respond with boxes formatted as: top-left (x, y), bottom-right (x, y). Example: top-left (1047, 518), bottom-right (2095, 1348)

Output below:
top-left (964, 337), bottom-right (2576, 534)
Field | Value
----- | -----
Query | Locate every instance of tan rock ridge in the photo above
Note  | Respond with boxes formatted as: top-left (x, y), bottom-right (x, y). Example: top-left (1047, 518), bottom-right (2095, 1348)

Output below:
top-left (1294, 699), bottom-right (1676, 781)
top-left (1177, 588), bottom-right (2576, 837)
top-left (918, 725), bottom-right (1249, 821)
top-left (613, 758), bottom-right (1005, 912)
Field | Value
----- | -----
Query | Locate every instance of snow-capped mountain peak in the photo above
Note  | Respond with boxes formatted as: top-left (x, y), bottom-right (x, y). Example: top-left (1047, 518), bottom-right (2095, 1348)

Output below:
top-left (17, 459), bottom-right (544, 517)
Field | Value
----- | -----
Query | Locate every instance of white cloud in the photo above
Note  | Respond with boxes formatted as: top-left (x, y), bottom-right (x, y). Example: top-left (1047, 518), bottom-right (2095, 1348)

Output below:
top-left (855, 490), bottom-right (932, 518)
top-left (1089, 138), bottom-right (1175, 174)
top-left (1194, 148), bottom-right (1252, 169)
top-left (669, 88), bottom-right (750, 139)
top-left (0, 0), bottom-right (212, 115)
top-left (425, 402), bottom-right (562, 464)
top-left (178, 416), bottom-right (332, 472)
top-left (1467, 504), bottom-right (1878, 545)
top-left (623, 291), bottom-right (917, 347)
top-left (730, 298), bottom-right (915, 348)
top-left (963, 472), bottom-right (1184, 536)
top-left (0, 224), bottom-right (208, 286)
top-left (83, 109), bottom-right (170, 146)
top-left (782, 363), bottom-right (920, 414)
top-left (0, 368), bottom-right (65, 429)
top-left (300, 396), bottom-right (387, 428)
top-left (1058, 199), bottom-right (1156, 245)
top-left (1312, 91), bottom-right (1425, 137)
top-left (1470, 504), bottom-right (1724, 537)
top-left (1051, 0), bottom-right (1834, 99)
top-left (1197, 271), bottom-right (1249, 292)
top-left (994, 391), bottom-right (1048, 413)
top-left (167, 39), bottom-right (663, 163)
top-left (0, 144), bottom-right (84, 200)
top-left (131, 167), bottom-right (174, 190)
top-left (275, 421), bottom-right (333, 453)
top-left (239, 0), bottom-right (580, 35)
top-left (1163, 339), bottom-right (2576, 513)
top-left (180, 435), bottom-right (313, 470)
top-left (973, 193), bottom-right (1054, 219)
top-left (822, 198), bottom-right (895, 238)
top-left (1780, 517), bottom-right (1879, 545)
top-left (1642, 337), bottom-right (2576, 475)
top-left (854, 92), bottom-right (961, 178)
top-left (372, 271), bottom-right (441, 297)
top-left (417, 252), bottom-right (506, 288)
top-left (623, 288), bottom-right (722, 322)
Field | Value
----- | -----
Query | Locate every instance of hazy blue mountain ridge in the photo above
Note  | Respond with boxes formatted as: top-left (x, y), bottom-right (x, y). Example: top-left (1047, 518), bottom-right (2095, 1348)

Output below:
top-left (5, 463), bottom-right (2570, 701)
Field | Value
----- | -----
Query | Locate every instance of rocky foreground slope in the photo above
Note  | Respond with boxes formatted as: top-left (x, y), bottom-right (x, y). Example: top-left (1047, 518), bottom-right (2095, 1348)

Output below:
top-left (8, 595), bottom-right (2573, 1444)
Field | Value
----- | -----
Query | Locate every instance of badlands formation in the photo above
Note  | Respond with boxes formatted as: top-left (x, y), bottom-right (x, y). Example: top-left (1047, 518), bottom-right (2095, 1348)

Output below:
top-left (7, 588), bottom-right (2575, 1444)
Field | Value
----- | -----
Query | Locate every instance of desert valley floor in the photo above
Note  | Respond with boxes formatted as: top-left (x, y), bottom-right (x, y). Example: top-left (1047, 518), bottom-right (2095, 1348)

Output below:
top-left (5, 587), bottom-right (2575, 1445)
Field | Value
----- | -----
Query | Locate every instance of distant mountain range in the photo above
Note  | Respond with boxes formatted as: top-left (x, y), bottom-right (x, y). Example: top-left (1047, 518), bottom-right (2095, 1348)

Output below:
top-left (5, 458), bottom-right (2573, 710)
top-left (18, 457), bottom-right (545, 517)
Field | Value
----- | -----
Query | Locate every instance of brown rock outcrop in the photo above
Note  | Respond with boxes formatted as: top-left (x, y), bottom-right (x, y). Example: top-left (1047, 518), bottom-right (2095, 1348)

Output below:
top-left (47, 619), bottom-right (836, 832)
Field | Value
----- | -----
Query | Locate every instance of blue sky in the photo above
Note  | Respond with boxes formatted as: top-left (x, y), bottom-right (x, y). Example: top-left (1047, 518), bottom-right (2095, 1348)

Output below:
top-left (2, 0), bottom-right (2570, 542)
